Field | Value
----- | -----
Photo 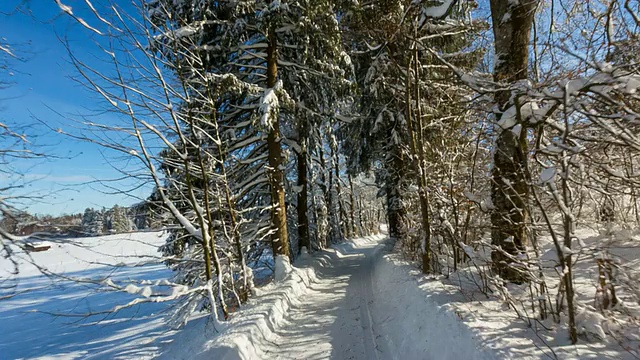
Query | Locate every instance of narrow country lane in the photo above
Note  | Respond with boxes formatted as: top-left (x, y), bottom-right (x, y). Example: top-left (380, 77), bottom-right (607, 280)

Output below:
top-left (262, 236), bottom-right (390, 360)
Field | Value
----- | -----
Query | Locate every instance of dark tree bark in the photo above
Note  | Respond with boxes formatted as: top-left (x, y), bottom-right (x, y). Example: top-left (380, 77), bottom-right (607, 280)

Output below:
top-left (331, 138), bottom-right (349, 239)
top-left (297, 118), bottom-right (310, 253)
top-left (386, 147), bottom-right (408, 243)
top-left (405, 46), bottom-right (432, 274)
top-left (318, 138), bottom-right (334, 244)
top-left (348, 173), bottom-right (358, 237)
top-left (489, 0), bottom-right (538, 283)
top-left (266, 28), bottom-right (290, 258)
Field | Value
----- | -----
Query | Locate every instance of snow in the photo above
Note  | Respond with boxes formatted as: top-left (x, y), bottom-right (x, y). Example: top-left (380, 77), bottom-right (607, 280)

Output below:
top-left (480, 197), bottom-right (495, 211)
top-left (511, 123), bottom-right (522, 136)
top-left (55, 1), bottom-right (74, 18)
top-left (625, 77), bottom-right (640, 94)
top-left (259, 88), bottom-right (279, 128)
top-left (4, 228), bottom-right (637, 359)
top-left (0, 231), bottom-right (174, 359)
top-left (422, 0), bottom-right (455, 19)
top-left (299, 246), bottom-right (310, 260)
top-left (54, 0), bottom-right (103, 35)
top-left (0, 44), bottom-right (16, 57)
top-left (540, 167), bottom-right (557, 183)
top-left (519, 101), bottom-right (540, 121)
top-left (173, 26), bottom-right (197, 38)
top-left (434, 227), bottom-right (640, 359)
top-left (156, 224), bottom-right (639, 359)
top-left (273, 254), bottom-right (292, 281)
top-left (497, 106), bottom-right (517, 129)
top-left (565, 78), bottom-right (588, 96)
top-left (157, 232), bottom-right (496, 359)
top-left (374, 256), bottom-right (497, 359)
top-left (575, 305), bottom-right (608, 340)
top-left (24, 240), bottom-right (53, 247)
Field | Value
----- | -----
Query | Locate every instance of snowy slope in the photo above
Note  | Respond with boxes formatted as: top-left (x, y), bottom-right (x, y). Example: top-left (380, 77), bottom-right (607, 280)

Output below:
top-left (0, 231), bottom-right (174, 360)
top-left (371, 252), bottom-right (499, 360)
top-left (157, 234), bottom-right (496, 360)
top-left (399, 226), bottom-right (640, 360)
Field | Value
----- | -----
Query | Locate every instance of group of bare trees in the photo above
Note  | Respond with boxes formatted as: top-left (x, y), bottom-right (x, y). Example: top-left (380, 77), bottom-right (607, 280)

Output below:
top-left (1, 5), bottom-right (45, 296)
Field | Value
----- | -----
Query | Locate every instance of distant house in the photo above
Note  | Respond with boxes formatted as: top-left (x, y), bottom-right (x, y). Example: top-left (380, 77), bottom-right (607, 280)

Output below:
top-left (18, 222), bottom-right (62, 236)
top-left (18, 221), bottom-right (45, 236)
top-left (24, 241), bottom-right (52, 252)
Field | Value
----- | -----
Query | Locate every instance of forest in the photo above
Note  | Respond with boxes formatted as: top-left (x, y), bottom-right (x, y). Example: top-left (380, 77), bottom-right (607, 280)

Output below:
top-left (1, 0), bottom-right (640, 358)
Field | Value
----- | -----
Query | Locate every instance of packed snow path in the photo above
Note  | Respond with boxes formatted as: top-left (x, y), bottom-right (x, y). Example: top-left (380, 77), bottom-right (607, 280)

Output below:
top-left (160, 233), bottom-right (495, 360)
top-left (261, 236), bottom-right (390, 360)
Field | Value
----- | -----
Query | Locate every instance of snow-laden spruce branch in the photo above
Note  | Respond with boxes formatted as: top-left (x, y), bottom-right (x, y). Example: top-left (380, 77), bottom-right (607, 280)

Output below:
top-left (47, 2), bottom-right (271, 327)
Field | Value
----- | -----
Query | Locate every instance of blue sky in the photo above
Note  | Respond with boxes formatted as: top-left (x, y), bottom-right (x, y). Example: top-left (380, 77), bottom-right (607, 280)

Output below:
top-left (1, 0), bottom-right (151, 216)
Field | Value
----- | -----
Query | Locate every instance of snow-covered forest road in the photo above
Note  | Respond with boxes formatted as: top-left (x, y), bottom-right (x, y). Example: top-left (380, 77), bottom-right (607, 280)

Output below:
top-left (262, 237), bottom-right (390, 360)
top-left (160, 232), bottom-right (496, 360)
top-left (161, 235), bottom-right (456, 360)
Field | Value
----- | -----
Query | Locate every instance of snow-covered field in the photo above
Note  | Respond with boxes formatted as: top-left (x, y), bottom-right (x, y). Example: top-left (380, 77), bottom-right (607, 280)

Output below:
top-left (0, 231), bottom-right (174, 359)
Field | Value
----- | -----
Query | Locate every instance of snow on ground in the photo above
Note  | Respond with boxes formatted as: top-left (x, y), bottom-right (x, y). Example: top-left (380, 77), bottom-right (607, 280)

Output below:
top-left (372, 252), bottom-right (501, 359)
top-left (407, 225), bottom-right (640, 360)
top-left (157, 226), bottom-right (638, 359)
top-left (4, 227), bottom-right (632, 359)
top-left (0, 231), bottom-right (175, 359)
top-left (158, 233), bottom-right (496, 360)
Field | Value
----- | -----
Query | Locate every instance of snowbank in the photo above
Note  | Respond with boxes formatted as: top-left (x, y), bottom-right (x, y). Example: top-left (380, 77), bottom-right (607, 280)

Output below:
top-left (370, 249), bottom-right (499, 360)
top-left (158, 253), bottom-right (320, 360)
top-left (158, 234), bottom-right (499, 360)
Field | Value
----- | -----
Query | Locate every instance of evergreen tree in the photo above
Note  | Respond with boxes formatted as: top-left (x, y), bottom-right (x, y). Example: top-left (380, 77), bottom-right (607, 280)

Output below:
top-left (81, 208), bottom-right (104, 236)
top-left (341, 0), bottom-right (479, 272)
top-left (148, 0), bottom-right (352, 261)
top-left (110, 205), bottom-right (130, 233)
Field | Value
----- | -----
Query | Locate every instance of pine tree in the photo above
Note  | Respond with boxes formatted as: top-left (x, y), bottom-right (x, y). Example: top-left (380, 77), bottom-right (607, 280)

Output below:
top-left (341, 0), bottom-right (478, 273)
top-left (340, 0), bottom-right (411, 243)
top-left (81, 208), bottom-right (104, 236)
top-left (110, 205), bottom-right (130, 233)
top-left (148, 0), bottom-right (352, 262)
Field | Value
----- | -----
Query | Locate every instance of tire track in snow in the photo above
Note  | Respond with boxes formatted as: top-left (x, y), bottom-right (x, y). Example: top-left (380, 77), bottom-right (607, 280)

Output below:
top-left (265, 236), bottom-right (389, 359)
top-left (357, 250), bottom-right (380, 360)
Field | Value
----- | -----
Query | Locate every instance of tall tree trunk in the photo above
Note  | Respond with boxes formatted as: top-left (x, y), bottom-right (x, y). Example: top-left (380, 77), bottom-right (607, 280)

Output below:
top-left (309, 167), bottom-right (321, 249)
top-left (405, 50), bottom-right (432, 273)
top-left (297, 118), bottom-right (310, 253)
top-left (318, 137), bottom-right (333, 244)
top-left (560, 153), bottom-right (578, 344)
top-left (489, 0), bottom-right (538, 282)
top-left (331, 136), bottom-right (349, 239)
top-left (386, 146), bottom-right (408, 243)
top-left (266, 28), bottom-right (290, 258)
top-left (358, 193), bottom-right (365, 235)
top-left (348, 173), bottom-right (358, 237)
